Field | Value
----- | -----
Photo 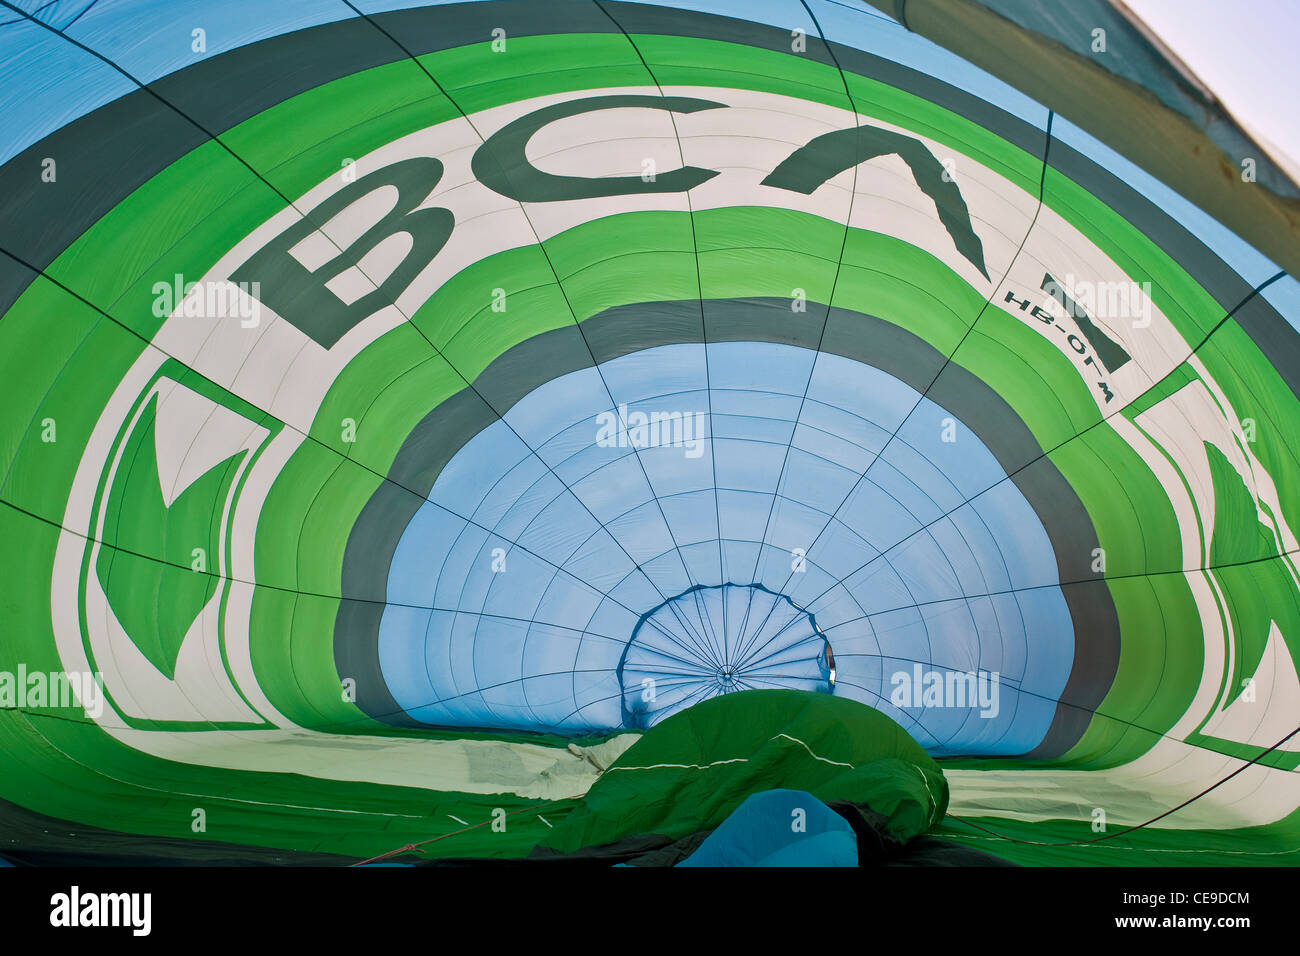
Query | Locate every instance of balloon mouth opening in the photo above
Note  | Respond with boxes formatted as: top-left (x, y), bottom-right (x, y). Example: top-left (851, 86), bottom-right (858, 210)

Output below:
top-left (617, 583), bottom-right (835, 730)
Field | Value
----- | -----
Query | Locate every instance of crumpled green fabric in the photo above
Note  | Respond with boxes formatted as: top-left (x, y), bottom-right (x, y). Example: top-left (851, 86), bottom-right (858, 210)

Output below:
top-left (542, 689), bottom-right (948, 854)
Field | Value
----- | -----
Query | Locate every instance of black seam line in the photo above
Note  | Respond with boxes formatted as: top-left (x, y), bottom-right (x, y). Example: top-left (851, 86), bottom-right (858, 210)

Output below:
top-left (947, 724), bottom-right (1300, 848)
top-left (60, 0), bottom-right (98, 32)
top-left (737, 101), bottom-right (1055, 655)
top-left (334, 1), bottom-right (724, 690)
top-left (591, 0), bottom-right (729, 628)
top-left (788, 265), bottom-right (1290, 616)
top-left (0, 0), bottom-right (59, 27)
top-left (340, 16), bottom-right (738, 702)
top-left (583, 0), bottom-right (733, 667)
top-left (733, 89), bottom-right (1057, 662)
top-left (588, 0), bottom-right (746, 670)
top-left (742, 109), bottom-right (1052, 640)
top-left (0, 9), bottom-right (680, 644)
top-left (728, 0), bottom-right (866, 664)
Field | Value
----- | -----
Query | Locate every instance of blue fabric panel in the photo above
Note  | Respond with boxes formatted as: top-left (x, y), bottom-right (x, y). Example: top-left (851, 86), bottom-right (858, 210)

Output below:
top-left (677, 788), bottom-right (858, 867)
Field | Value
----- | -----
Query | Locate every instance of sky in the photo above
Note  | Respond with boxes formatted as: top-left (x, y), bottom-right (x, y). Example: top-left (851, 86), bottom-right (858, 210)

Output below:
top-left (1124, 0), bottom-right (1300, 172)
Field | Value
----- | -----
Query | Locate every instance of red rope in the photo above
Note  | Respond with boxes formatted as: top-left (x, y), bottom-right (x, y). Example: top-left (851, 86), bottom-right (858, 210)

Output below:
top-left (350, 803), bottom-right (552, 866)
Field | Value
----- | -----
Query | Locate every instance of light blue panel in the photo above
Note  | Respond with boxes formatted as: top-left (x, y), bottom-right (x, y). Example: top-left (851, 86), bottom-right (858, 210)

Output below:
top-left (658, 488), bottom-right (719, 545)
top-left (715, 486), bottom-right (767, 540)
top-left (792, 413), bottom-right (879, 477)
top-left (514, 491), bottom-right (600, 564)
top-left (436, 554), bottom-right (492, 622)
top-left (0, 17), bottom-right (135, 165)
top-left (865, 452), bottom-right (947, 528)
top-left (712, 435), bottom-right (788, 493)
top-left (431, 423), bottom-right (527, 514)
top-left (808, 352), bottom-right (916, 430)
top-left (64, 0), bottom-right (351, 85)
top-left (711, 341), bottom-right (813, 395)
top-left (385, 502), bottom-right (455, 605)
top-left (777, 444), bottom-right (860, 514)
top-left (6, 0), bottom-right (97, 26)
top-left (778, 559), bottom-right (838, 612)
top-left (895, 396), bottom-right (1007, 498)
top-left (836, 476), bottom-right (922, 550)
top-left (917, 600), bottom-right (980, 671)
top-left (872, 437), bottom-right (961, 520)
top-left (968, 481), bottom-right (1062, 589)
top-left (488, 467), bottom-right (567, 542)
top-left (798, 514), bottom-right (877, 583)
top-left (552, 426), bottom-right (619, 485)
top-left (481, 554), bottom-right (551, 622)
top-left (638, 546), bottom-right (697, 597)
top-left (379, 341), bottom-right (1073, 745)
top-left (940, 504), bottom-right (1017, 593)
top-left (1012, 585), bottom-right (1075, 698)
top-left (926, 517), bottom-right (999, 598)
top-left (602, 343), bottom-right (707, 403)
top-left (765, 494), bottom-right (832, 553)
top-left (608, 567), bottom-right (668, 614)
top-left (532, 575), bottom-right (608, 638)
top-left (505, 365), bottom-right (607, 449)
top-left (638, 435), bottom-right (715, 496)
top-left (569, 453), bottom-right (655, 524)
top-left (587, 596), bottom-right (644, 646)
top-left (710, 399), bottom-right (799, 445)
top-left (868, 606), bottom-right (933, 662)
top-left (809, 582), bottom-right (880, 637)
top-left (840, 559), bottom-right (917, 617)
top-left (377, 603), bottom-right (433, 699)
top-left (604, 498), bottom-right (681, 566)
top-left (973, 593), bottom-right (1028, 681)
top-left (557, 528), bottom-right (640, 594)
top-left (677, 539), bottom-right (724, 588)
top-left (887, 528), bottom-right (965, 605)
